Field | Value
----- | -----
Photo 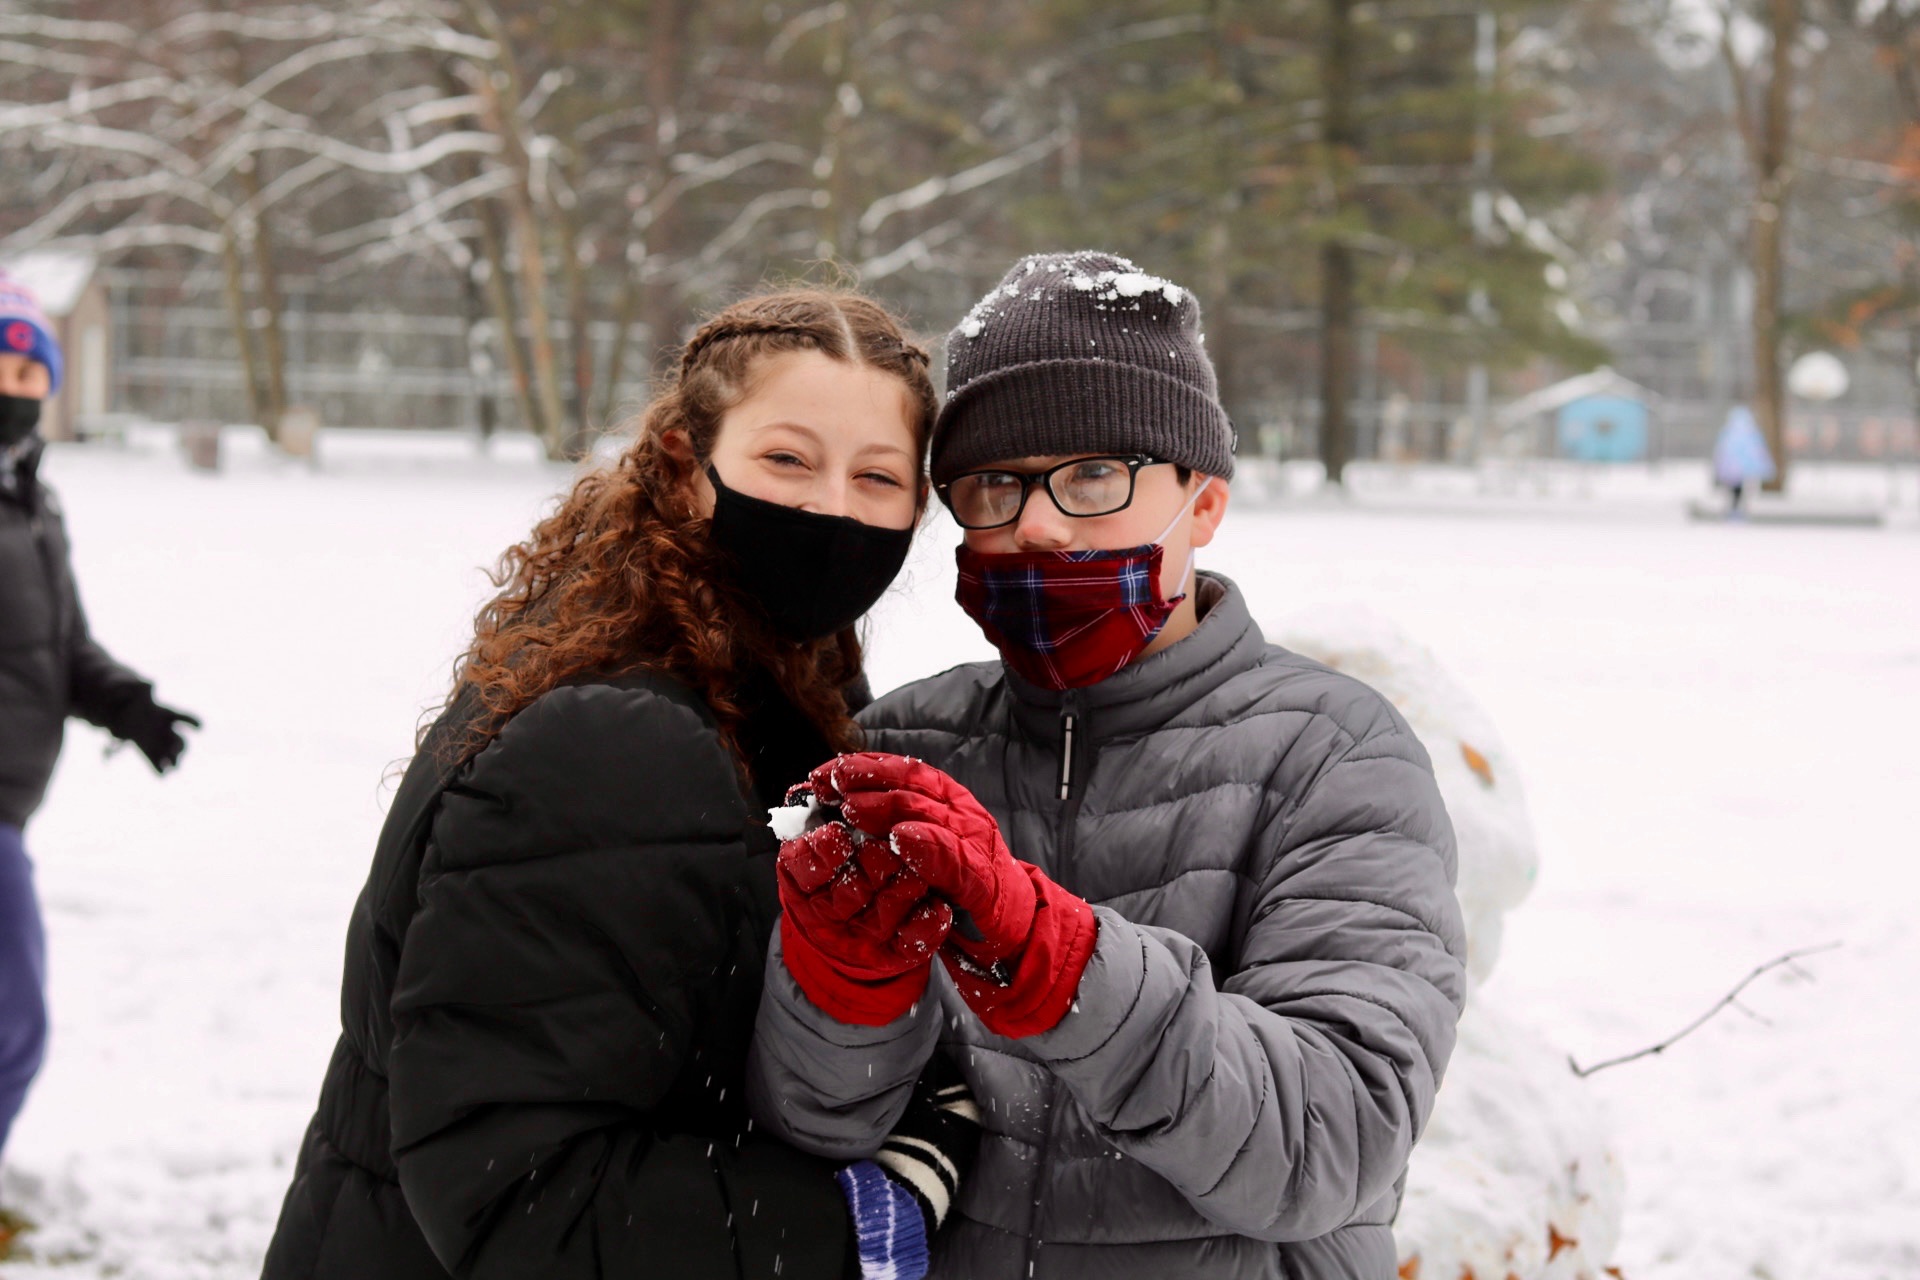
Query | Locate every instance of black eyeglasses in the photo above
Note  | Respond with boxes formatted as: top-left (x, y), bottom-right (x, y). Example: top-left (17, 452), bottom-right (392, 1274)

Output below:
top-left (936, 455), bottom-right (1172, 530)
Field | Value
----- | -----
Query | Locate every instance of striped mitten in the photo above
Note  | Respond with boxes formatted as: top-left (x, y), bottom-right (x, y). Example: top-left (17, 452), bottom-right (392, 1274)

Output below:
top-left (836, 1062), bottom-right (982, 1280)
top-left (835, 1159), bottom-right (930, 1280)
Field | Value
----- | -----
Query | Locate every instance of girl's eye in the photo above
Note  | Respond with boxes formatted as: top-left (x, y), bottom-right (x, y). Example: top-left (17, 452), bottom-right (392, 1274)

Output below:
top-left (858, 471), bottom-right (905, 489)
top-left (766, 451), bottom-right (807, 468)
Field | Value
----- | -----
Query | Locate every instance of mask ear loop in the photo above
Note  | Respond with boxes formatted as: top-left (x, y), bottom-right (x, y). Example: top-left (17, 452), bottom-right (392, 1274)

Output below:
top-left (1152, 476), bottom-right (1214, 601)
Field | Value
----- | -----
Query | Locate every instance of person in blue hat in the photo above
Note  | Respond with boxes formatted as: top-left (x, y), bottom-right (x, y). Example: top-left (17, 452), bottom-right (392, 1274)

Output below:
top-left (0, 269), bottom-right (199, 1194)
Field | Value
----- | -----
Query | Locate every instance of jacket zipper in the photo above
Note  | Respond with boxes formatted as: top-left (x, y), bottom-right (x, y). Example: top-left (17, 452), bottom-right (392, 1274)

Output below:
top-left (1021, 1077), bottom-right (1064, 1279)
top-left (1056, 709), bottom-right (1076, 801)
top-left (1022, 693), bottom-right (1086, 1280)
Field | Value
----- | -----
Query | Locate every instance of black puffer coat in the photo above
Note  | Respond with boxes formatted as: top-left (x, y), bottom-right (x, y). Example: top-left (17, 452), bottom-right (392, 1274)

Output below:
top-left (262, 670), bottom-right (858, 1280)
top-left (0, 439), bottom-right (151, 827)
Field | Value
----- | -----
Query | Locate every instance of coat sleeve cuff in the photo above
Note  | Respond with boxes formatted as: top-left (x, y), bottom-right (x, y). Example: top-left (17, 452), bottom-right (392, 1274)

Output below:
top-left (1020, 907), bottom-right (1153, 1063)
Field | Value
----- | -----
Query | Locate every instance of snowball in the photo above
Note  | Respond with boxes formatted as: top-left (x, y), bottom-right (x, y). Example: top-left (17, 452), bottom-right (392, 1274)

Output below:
top-left (1269, 605), bottom-right (1538, 985)
top-left (1270, 606), bottom-right (1623, 1280)
top-left (1394, 998), bottom-right (1624, 1280)
top-left (767, 794), bottom-right (818, 841)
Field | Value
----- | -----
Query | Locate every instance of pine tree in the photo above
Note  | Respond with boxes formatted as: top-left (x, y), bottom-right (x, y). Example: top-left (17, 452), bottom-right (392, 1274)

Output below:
top-left (1015, 0), bottom-right (1605, 475)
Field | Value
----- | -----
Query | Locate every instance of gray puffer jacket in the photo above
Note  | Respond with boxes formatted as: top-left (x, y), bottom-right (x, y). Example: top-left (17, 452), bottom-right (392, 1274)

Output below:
top-left (749, 574), bottom-right (1468, 1280)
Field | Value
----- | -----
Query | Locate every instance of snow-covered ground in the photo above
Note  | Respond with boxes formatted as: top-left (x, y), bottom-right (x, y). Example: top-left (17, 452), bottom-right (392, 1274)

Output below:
top-left (4, 433), bottom-right (1917, 1278)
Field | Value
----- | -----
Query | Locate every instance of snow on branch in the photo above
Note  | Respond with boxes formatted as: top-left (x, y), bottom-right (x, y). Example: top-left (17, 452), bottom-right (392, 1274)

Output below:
top-left (35, 121), bottom-right (201, 174)
top-left (767, 2), bottom-right (849, 64)
top-left (640, 140), bottom-right (811, 225)
top-left (234, 126), bottom-right (500, 175)
top-left (32, 223), bottom-right (225, 256)
top-left (857, 128), bottom-right (1068, 236)
top-left (1, 170), bottom-right (226, 252)
top-left (0, 13), bottom-right (142, 44)
top-left (312, 169), bottom-right (514, 254)
top-left (0, 38), bottom-right (137, 78)
top-left (699, 187), bottom-right (826, 264)
top-left (153, 7), bottom-right (350, 45)
top-left (0, 78), bottom-right (181, 131)
top-left (858, 217), bottom-right (966, 281)
top-left (1568, 943), bottom-right (1842, 1078)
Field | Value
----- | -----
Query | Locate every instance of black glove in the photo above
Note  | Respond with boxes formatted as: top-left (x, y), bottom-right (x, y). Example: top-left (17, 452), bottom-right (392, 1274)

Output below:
top-left (118, 697), bottom-right (201, 773)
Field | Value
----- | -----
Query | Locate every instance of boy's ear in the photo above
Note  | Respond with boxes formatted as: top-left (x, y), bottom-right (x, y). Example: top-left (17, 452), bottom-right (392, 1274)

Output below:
top-left (1188, 475), bottom-right (1230, 551)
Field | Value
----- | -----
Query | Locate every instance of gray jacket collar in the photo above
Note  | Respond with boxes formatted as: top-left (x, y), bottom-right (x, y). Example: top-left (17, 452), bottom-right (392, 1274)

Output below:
top-left (1003, 572), bottom-right (1268, 741)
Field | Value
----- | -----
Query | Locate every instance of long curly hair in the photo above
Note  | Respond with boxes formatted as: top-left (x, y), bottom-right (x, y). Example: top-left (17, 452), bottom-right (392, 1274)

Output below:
top-left (441, 288), bottom-right (936, 775)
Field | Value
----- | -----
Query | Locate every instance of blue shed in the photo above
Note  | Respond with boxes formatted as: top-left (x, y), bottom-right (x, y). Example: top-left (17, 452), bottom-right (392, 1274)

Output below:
top-left (1557, 393), bottom-right (1650, 462)
top-left (1493, 367), bottom-right (1661, 463)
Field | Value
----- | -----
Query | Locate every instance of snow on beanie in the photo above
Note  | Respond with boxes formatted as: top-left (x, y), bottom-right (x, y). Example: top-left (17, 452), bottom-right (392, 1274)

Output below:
top-left (931, 250), bottom-right (1234, 484)
top-left (0, 271), bottom-right (62, 394)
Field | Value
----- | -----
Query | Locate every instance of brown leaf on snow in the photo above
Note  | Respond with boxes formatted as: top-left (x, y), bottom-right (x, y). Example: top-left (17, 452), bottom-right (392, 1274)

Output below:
top-left (1460, 742), bottom-right (1495, 787)
top-left (1398, 1257), bottom-right (1420, 1280)
top-left (1548, 1225), bottom-right (1577, 1260)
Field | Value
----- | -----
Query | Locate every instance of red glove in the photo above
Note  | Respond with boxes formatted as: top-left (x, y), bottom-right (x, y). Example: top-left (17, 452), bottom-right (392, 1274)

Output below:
top-left (777, 818), bottom-right (953, 1026)
top-left (824, 753), bottom-right (1098, 1039)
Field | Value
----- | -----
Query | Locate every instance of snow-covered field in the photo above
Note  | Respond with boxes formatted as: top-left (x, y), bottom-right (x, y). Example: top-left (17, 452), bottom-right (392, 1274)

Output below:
top-left (4, 433), bottom-right (1917, 1278)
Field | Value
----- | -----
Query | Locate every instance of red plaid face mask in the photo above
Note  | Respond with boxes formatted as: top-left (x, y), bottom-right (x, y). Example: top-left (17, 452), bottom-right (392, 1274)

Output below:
top-left (954, 480), bottom-right (1210, 690)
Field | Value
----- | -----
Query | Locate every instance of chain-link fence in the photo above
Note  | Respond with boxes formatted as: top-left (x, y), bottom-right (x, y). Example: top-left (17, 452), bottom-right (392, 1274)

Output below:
top-left (100, 265), bottom-right (1920, 464)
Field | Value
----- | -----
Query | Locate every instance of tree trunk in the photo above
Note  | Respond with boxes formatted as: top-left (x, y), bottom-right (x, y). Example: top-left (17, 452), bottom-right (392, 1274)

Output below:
top-left (1201, 0), bottom-right (1245, 455)
top-left (1750, 0), bottom-right (1798, 493)
top-left (1908, 289), bottom-right (1920, 462)
top-left (1318, 0), bottom-right (1358, 485)
top-left (631, 0), bottom-right (692, 390)
top-left (501, 162), bottom-right (568, 457)
top-left (599, 265), bottom-right (643, 428)
top-left (476, 197), bottom-right (539, 436)
top-left (236, 157), bottom-right (289, 445)
top-left (1320, 242), bottom-right (1356, 484)
top-left (438, 58), bottom-right (539, 440)
top-left (220, 221), bottom-right (269, 430)
top-left (462, 246), bottom-right (499, 444)
top-left (817, 10), bottom-right (856, 260)
top-left (555, 149), bottom-right (595, 458)
top-left (463, 0), bottom-right (569, 458)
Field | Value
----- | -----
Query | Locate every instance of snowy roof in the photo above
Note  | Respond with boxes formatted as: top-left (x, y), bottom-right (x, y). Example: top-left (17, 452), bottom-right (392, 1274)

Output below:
top-left (1494, 367), bottom-right (1660, 429)
top-left (0, 249), bottom-right (100, 316)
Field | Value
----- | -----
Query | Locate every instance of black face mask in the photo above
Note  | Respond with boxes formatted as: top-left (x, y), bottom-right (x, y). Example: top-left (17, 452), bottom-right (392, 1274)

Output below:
top-left (706, 464), bottom-right (914, 642)
top-left (0, 394), bottom-right (40, 449)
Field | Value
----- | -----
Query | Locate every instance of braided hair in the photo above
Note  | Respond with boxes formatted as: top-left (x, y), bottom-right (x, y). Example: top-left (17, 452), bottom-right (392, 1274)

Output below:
top-left (443, 288), bottom-right (937, 774)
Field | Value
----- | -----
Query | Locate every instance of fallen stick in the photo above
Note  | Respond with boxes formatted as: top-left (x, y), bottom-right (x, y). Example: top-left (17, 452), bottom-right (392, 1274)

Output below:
top-left (1568, 942), bottom-right (1843, 1078)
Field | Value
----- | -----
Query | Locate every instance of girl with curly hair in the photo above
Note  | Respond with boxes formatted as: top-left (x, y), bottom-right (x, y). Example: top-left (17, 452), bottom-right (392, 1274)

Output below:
top-left (262, 288), bottom-right (971, 1280)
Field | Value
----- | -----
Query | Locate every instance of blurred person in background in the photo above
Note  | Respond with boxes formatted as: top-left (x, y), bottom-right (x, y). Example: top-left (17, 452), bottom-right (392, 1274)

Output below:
top-left (0, 270), bottom-right (199, 1207)
top-left (263, 288), bottom-right (978, 1280)
top-left (1712, 403), bottom-right (1776, 516)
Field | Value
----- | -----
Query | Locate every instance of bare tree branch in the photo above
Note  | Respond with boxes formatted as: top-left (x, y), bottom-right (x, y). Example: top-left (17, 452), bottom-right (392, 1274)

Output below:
top-left (1569, 943), bottom-right (1842, 1078)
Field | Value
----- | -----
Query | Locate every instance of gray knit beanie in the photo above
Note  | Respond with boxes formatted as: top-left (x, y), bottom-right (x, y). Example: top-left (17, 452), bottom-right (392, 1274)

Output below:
top-left (931, 250), bottom-right (1234, 483)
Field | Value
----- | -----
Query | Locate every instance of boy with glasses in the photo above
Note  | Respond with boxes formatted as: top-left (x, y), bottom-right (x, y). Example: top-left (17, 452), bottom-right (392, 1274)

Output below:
top-left (751, 252), bottom-right (1467, 1280)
